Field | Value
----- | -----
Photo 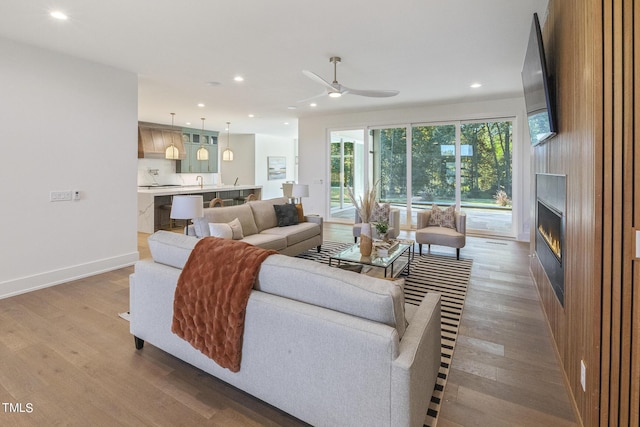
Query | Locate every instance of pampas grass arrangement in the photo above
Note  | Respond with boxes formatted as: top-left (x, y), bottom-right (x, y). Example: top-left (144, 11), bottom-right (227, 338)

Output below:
top-left (346, 181), bottom-right (378, 223)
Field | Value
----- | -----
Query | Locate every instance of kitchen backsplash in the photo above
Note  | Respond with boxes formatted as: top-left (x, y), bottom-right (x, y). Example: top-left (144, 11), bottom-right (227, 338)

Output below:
top-left (137, 158), bottom-right (218, 186)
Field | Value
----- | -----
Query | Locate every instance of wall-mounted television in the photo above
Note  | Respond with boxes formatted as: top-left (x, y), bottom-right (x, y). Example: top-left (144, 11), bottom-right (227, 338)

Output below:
top-left (522, 13), bottom-right (557, 145)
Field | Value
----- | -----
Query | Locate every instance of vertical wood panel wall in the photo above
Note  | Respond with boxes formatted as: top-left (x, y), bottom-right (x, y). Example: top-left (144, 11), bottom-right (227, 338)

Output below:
top-left (531, 0), bottom-right (639, 426)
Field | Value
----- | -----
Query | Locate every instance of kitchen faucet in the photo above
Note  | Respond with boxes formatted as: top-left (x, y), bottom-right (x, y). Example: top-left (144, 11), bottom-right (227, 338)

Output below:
top-left (196, 175), bottom-right (203, 188)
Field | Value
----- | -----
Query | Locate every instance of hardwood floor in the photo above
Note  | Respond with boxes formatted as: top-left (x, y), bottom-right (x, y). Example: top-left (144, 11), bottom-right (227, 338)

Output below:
top-left (0, 224), bottom-right (577, 426)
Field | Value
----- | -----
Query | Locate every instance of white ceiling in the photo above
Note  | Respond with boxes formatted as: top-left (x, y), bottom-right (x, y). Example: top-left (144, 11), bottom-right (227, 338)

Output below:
top-left (0, 0), bottom-right (549, 139)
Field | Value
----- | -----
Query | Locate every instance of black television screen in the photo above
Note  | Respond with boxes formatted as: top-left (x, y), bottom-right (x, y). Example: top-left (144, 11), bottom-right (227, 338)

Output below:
top-left (522, 13), bottom-right (557, 145)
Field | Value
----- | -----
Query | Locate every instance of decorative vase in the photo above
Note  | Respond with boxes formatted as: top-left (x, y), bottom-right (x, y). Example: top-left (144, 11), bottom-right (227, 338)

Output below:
top-left (360, 223), bottom-right (373, 257)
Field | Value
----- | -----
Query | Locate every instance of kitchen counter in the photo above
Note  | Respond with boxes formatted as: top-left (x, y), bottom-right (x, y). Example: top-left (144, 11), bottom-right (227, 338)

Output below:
top-left (137, 184), bottom-right (260, 196)
top-left (137, 185), bottom-right (262, 233)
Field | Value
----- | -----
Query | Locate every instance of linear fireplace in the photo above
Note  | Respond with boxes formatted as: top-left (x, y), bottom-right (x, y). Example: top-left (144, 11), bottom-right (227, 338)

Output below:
top-left (535, 174), bottom-right (566, 306)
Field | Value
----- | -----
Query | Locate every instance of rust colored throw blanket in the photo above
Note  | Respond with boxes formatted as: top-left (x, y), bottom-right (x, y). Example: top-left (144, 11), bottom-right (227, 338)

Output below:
top-left (171, 237), bottom-right (277, 372)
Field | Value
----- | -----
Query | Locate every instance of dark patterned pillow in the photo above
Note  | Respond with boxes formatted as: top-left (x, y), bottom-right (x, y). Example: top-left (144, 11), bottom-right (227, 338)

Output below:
top-left (273, 204), bottom-right (299, 227)
top-left (428, 204), bottom-right (456, 229)
top-left (370, 202), bottom-right (390, 223)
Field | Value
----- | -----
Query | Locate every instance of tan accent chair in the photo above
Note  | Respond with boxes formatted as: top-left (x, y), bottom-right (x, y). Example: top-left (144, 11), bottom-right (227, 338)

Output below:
top-left (353, 207), bottom-right (401, 243)
top-left (415, 209), bottom-right (466, 259)
top-left (209, 197), bottom-right (224, 208)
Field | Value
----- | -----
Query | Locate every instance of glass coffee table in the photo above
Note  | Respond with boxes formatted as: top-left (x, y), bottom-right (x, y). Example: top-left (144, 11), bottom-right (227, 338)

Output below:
top-left (329, 241), bottom-right (413, 278)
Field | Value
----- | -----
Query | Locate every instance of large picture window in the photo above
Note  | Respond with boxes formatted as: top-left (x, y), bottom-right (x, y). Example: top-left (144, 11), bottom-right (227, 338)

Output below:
top-left (358, 119), bottom-right (514, 236)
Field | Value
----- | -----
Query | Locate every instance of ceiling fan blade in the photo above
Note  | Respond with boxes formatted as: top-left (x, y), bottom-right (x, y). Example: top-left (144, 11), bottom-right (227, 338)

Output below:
top-left (297, 92), bottom-right (327, 103)
top-left (342, 87), bottom-right (400, 98)
top-left (302, 70), bottom-right (337, 93)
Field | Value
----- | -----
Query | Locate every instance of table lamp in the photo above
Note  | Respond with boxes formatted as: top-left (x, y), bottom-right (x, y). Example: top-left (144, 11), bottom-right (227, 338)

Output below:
top-left (291, 184), bottom-right (309, 205)
top-left (170, 195), bottom-right (204, 234)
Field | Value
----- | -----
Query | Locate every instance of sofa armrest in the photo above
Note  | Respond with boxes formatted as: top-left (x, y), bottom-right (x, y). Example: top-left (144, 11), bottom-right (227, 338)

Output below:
top-left (455, 211), bottom-right (466, 234)
top-left (391, 293), bottom-right (441, 427)
top-left (417, 210), bottom-right (431, 229)
top-left (388, 208), bottom-right (401, 239)
top-left (305, 215), bottom-right (323, 240)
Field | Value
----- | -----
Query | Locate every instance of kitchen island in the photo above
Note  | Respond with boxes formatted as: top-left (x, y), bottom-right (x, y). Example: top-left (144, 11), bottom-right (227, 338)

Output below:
top-left (137, 185), bottom-right (262, 233)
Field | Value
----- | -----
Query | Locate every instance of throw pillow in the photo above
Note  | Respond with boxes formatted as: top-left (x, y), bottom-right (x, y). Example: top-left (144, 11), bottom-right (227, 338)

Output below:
top-left (228, 217), bottom-right (244, 240)
top-left (428, 204), bottom-right (456, 229)
top-left (370, 202), bottom-right (390, 223)
top-left (295, 203), bottom-right (306, 223)
top-left (208, 223), bottom-right (233, 239)
top-left (273, 204), bottom-right (299, 227)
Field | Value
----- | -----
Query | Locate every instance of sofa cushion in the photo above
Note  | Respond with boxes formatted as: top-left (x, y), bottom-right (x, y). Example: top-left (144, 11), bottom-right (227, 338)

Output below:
top-left (248, 197), bottom-right (289, 232)
top-left (273, 203), bottom-right (299, 227)
top-left (148, 231), bottom-right (198, 269)
top-left (261, 222), bottom-right (321, 247)
top-left (208, 222), bottom-right (233, 239)
top-left (428, 204), bottom-right (456, 229)
top-left (193, 204), bottom-right (259, 238)
top-left (241, 233), bottom-right (288, 251)
top-left (255, 254), bottom-right (407, 337)
top-left (371, 202), bottom-right (390, 223)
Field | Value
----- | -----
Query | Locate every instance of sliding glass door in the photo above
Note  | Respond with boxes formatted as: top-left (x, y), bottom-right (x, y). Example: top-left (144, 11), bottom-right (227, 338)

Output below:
top-left (329, 129), bottom-right (365, 222)
top-left (410, 124), bottom-right (457, 225)
top-left (371, 127), bottom-right (408, 226)
top-left (459, 120), bottom-right (513, 234)
top-left (360, 119), bottom-right (513, 236)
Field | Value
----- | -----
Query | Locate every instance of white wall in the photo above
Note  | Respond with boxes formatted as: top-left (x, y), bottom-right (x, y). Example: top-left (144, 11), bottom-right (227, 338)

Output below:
top-left (254, 134), bottom-right (296, 199)
top-left (298, 97), bottom-right (532, 240)
top-left (218, 133), bottom-right (255, 187)
top-left (0, 38), bottom-right (138, 298)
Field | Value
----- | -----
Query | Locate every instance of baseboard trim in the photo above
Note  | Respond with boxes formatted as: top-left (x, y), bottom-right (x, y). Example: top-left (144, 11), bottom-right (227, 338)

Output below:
top-left (0, 252), bottom-right (140, 300)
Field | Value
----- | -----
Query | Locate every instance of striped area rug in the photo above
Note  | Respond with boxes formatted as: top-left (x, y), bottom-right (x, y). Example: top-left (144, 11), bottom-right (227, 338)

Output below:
top-left (296, 241), bottom-right (472, 427)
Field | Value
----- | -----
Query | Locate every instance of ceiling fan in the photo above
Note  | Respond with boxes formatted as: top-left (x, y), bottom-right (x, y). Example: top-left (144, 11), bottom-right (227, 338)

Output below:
top-left (301, 56), bottom-right (399, 100)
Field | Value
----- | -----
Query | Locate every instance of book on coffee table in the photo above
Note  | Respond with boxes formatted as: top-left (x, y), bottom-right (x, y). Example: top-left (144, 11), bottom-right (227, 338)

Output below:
top-left (374, 240), bottom-right (399, 257)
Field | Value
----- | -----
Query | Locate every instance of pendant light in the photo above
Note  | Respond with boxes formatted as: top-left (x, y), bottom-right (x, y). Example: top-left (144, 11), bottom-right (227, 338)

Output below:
top-left (165, 113), bottom-right (180, 160)
top-left (222, 121), bottom-right (234, 162)
top-left (196, 117), bottom-right (209, 161)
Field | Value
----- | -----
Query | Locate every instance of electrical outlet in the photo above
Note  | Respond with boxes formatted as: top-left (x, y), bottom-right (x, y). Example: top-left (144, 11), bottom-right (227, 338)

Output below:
top-left (50, 191), bottom-right (72, 202)
top-left (580, 360), bottom-right (586, 392)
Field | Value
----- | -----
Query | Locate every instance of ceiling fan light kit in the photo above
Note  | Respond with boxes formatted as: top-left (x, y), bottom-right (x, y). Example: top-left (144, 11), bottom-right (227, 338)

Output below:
top-left (301, 56), bottom-right (399, 101)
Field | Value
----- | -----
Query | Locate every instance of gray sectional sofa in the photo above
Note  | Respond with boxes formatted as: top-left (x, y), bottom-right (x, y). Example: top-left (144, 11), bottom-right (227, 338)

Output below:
top-left (189, 196), bottom-right (322, 256)
top-left (130, 231), bottom-right (442, 427)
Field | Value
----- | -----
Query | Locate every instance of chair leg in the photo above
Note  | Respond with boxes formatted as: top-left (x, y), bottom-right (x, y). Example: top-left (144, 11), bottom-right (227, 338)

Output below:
top-left (456, 248), bottom-right (460, 260)
top-left (354, 236), bottom-right (358, 243)
top-left (418, 243), bottom-right (422, 255)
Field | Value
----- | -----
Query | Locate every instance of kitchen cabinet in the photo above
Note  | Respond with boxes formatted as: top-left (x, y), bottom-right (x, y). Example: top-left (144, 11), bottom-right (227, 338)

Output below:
top-left (177, 126), bottom-right (219, 173)
top-left (177, 143), bottom-right (218, 173)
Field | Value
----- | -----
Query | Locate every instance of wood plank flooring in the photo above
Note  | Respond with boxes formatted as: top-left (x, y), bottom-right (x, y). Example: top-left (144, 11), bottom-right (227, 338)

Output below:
top-left (0, 224), bottom-right (578, 426)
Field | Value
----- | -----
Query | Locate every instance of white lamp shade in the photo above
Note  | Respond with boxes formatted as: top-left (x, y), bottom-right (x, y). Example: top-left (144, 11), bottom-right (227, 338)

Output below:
top-left (165, 145), bottom-right (180, 160)
top-left (282, 183), bottom-right (294, 198)
top-left (170, 195), bottom-right (204, 219)
top-left (196, 146), bottom-right (209, 160)
top-left (292, 184), bottom-right (309, 198)
top-left (222, 148), bottom-right (234, 161)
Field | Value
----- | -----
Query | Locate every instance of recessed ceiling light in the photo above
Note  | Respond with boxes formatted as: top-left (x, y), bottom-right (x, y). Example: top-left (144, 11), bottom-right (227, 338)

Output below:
top-left (50, 11), bottom-right (68, 20)
top-left (197, 103), bottom-right (205, 107)
top-left (248, 114), bottom-right (255, 118)
top-left (328, 92), bottom-right (342, 98)
top-left (287, 106), bottom-right (297, 110)
top-left (284, 122), bottom-right (289, 125)
top-left (234, 76), bottom-right (244, 82)
top-left (470, 83), bottom-right (482, 88)
top-left (185, 122), bottom-right (191, 125)
top-left (310, 103), bottom-right (317, 107)
top-left (206, 81), bottom-right (221, 86)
